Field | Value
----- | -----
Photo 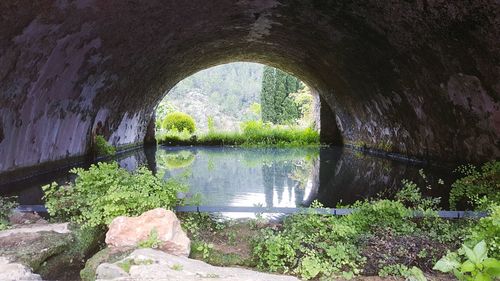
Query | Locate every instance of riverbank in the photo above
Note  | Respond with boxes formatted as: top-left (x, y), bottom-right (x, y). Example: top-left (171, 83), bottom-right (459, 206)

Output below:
top-left (156, 121), bottom-right (320, 147)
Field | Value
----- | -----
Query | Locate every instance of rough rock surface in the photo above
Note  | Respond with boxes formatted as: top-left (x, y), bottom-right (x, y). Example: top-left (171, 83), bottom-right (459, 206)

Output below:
top-left (95, 248), bottom-right (299, 281)
top-left (106, 208), bottom-right (190, 257)
top-left (0, 222), bottom-right (69, 238)
top-left (0, 222), bottom-right (103, 280)
top-left (0, 257), bottom-right (42, 281)
top-left (0, 0), bottom-right (499, 179)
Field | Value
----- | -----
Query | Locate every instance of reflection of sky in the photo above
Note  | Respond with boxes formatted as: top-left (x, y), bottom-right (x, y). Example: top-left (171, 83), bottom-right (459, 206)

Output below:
top-left (156, 147), bottom-right (319, 215)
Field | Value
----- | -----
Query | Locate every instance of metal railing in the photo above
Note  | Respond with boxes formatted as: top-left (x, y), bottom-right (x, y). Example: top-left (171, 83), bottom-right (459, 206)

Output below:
top-left (16, 205), bottom-right (487, 219)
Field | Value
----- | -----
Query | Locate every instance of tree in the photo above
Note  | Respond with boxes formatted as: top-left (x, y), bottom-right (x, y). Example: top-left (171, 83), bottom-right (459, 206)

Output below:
top-left (260, 66), bottom-right (301, 124)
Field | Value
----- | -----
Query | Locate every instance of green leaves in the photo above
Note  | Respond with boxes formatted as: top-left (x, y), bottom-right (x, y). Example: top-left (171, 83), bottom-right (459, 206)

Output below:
top-left (161, 112), bottom-right (196, 134)
top-left (433, 252), bottom-right (461, 273)
top-left (42, 162), bottom-right (187, 228)
top-left (434, 241), bottom-right (500, 281)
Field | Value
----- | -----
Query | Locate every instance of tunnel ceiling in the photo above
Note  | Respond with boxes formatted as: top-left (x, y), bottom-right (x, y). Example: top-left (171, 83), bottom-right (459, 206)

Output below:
top-left (0, 0), bottom-right (499, 175)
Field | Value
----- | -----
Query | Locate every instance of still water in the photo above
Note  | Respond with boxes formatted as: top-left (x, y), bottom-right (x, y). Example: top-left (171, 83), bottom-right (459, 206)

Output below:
top-left (0, 146), bottom-right (455, 212)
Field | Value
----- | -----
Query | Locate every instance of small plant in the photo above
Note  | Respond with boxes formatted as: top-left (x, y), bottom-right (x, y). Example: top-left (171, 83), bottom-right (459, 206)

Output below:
top-left (94, 135), bottom-right (116, 157)
top-left (466, 204), bottom-right (500, 259)
top-left (405, 266), bottom-right (427, 281)
top-left (207, 116), bottom-right (215, 133)
top-left (117, 259), bottom-right (133, 273)
top-left (433, 240), bottom-right (500, 280)
top-left (449, 161), bottom-right (500, 210)
top-left (171, 264), bottom-right (183, 271)
top-left (0, 196), bottom-right (17, 230)
top-left (196, 242), bottom-right (214, 259)
top-left (138, 228), bottom-right (162, 249)
top-left (162, 112), bottom-right (196, 133)
top-left (378, 264), bottom-right (409, 277)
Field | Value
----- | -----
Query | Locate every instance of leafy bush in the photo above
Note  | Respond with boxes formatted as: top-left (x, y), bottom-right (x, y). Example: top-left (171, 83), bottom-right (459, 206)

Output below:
top-left (0, 196), bottom-right (17, 230)
top-left (252, 183), bottom-right (466, 280)
top-left (449, 161), bottom-right (500, 210)
top-left (252, 203), bottom-right (365, 279)
top-left (95, 135), bottom-right (116, 157)
top-left (157, 150), bottom-right (195, 170)
top-left (156, 127), bottom-right (193, 145)
top-left (434, 240), bottom-right (500, 281)
top-left (466, 204), bottom-right (500, 259)
top-left (162, 112), bottom-right (196, 133)
top-left (42, 162), bottom-right (186, 228)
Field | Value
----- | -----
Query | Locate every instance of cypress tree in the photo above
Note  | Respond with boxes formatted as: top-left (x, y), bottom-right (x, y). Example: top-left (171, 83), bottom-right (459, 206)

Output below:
top-left (260, 66), bottom-right (301, 124)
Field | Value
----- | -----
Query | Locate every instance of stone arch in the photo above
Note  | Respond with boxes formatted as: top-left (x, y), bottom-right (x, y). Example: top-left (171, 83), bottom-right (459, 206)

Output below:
top-left (0, 0), bottom-right (499, 176)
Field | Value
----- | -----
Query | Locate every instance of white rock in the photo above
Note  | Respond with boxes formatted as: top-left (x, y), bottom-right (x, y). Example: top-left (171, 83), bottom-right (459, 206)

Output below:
top-left (0, 257), bottom-right (42, 281)
top-left (0, 223), bottom-right (70, 238)
top-left (96, 263), bottom-right (129, 280)
top-left (96, 248), bottom-right (299, 281)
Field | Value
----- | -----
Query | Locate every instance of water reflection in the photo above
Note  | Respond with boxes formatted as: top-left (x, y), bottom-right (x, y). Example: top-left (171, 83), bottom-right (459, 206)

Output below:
top-left (1, 145), bottom-right (454, 210)
top-left (156, 147), bottom-right (319, 209)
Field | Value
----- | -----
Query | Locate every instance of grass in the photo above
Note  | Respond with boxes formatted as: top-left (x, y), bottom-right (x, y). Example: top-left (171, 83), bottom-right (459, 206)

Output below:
top-left (157, 121), bottom-right (320, 147)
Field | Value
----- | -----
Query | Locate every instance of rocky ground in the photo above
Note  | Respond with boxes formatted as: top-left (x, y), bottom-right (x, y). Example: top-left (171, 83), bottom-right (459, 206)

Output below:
top-left (0, 210), bottom-right (456, 281)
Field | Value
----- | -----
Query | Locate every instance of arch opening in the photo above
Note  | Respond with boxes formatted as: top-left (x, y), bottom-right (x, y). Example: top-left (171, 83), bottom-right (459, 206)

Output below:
top-left (146, 61), bottom-right (342, 146)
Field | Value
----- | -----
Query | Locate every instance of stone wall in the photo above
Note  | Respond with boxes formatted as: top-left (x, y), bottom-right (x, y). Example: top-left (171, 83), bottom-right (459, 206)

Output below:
top-left (0, 0), bottom-right (499, 175)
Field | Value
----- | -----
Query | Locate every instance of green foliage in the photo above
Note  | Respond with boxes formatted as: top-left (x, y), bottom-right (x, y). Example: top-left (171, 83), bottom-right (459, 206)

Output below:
top-left (171, 264), bottom-right (183, 271)
top-left (378, 264), bottom-right (410, 277)
top-left (396, 179), bottom-right (441, 211)
top-left (194, 241), bottom-right (214, 260)
top-left (347, 199), bottom-right (415, 234)
top-left (166, 62), bottom-right (264, 118)
top-left (161, 112), bottom-right (196, 133)
top-left (42, 162), bottom-right (187, 228)
top-left (180, 213), bottom-right (226, 240)
top-left (449, 161), bottom-right (500, 210)
top-left (289, 83), bottom-right (315, 128)
top-left (261, 66), bottom-right (301, 124)
top-left (252, 202), bottom-right (365, 279)
top-left (406, 266), bottom-right (428, 281)
top-left (0, 196), bottom-right (18, 230)
top-left (138, 228), bottom-right (162, 249)
top-left (94, 135), bottom-right (116, 157)
top-left (199, 121), bottom-right (319, 147)
top-left (207, 116), bottom-right (215, 133)
top-left (157, 150), bottom-right (195, 170)
top-left (157, 120), bottom-right (320, 147)
top-left (156, 127), bottom-right (193, 145)
top-left (434, 240), bottom-right (500, 281)
top-left (466, 205), bottom-right (500, 259)
top-left (252, 183), bottom-right (469, 279)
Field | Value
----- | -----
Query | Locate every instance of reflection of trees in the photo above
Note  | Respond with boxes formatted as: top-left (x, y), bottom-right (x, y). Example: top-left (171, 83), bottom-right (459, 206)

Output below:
top-left (157, 150), bottom-right (195, 170)
top-left (261, 157), bottom-right (316, 207)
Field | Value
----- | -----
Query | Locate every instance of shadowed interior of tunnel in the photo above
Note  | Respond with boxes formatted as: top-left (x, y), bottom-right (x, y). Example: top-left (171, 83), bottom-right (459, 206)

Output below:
top-left (0, 0), bottom-right (499, 177)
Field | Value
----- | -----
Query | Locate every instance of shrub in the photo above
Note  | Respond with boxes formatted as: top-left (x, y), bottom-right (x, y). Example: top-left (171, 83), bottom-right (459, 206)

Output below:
top-left (433, 240), bottom-right (500, 281)
top-left (0, 196), bottom-right (17, 230)
top-left (162, 112), bottom-right (196, 133)
top-left (466, 204), bottom-right (500, 259)
top-left (156, 127), bottom-right (193, 145)
top-left (42, 162), bottom-right (187, 228)
top-left (94, 135), bottom-right (116, 157)
top-left (252, 184), bottom-right (466, 280)
top-left (449, 161), bottom-right (500, 210)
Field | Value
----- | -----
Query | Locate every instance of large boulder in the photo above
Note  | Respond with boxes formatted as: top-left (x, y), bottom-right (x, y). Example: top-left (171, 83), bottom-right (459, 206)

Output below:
top-left (95, 248), bottom-right (299, 281)
top-left (0, 257), bottom-right (41, 281)
top-left (0, 222), bottom-right (104, 280)
top-left (105, 208), bottom-right (190, 257)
